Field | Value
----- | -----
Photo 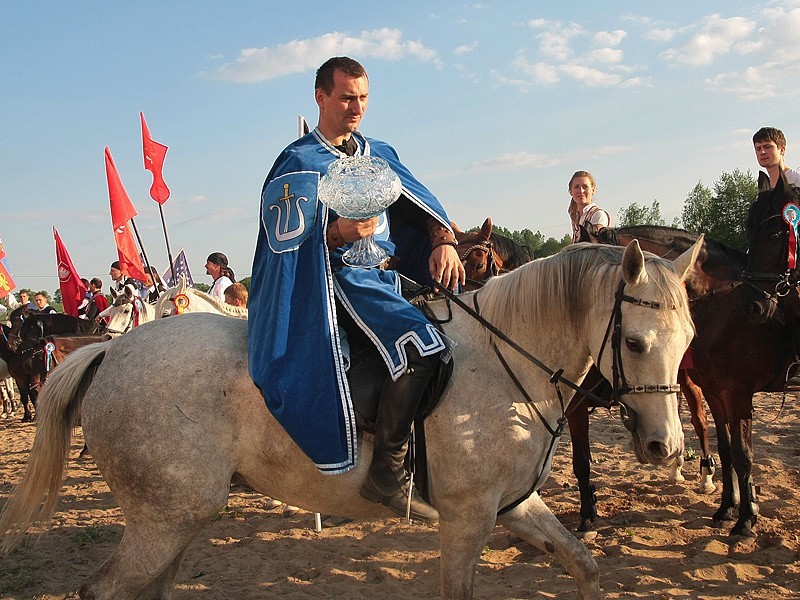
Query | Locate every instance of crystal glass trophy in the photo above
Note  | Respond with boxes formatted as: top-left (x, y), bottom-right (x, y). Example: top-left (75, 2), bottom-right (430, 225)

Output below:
top-left (318, 156), bottom-right (402, 268)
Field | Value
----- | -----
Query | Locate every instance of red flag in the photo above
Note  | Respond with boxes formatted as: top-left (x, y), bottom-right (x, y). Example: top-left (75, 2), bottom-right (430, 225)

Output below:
top-left (0, 261), bottom-right (15, 299)
top-left (0, 234), bottom-right (6, 261)
top-left (104, 147), bottom-right (147, 281)
top-left (53, 228), bottom-right (87, 317)
top-left (140, 112), bottom-right (170, 204)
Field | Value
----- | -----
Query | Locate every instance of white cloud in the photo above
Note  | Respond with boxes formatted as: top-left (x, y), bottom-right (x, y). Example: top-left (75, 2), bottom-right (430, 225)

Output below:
top-left (645, 28), bottom-right (675, 42)
top-left (593, 30), bottom-right (627, 47)
top-left (585, 48), bottom-right (624, 65)
top-left (469, 145), bottom-right (630, 173)
top-left (706, 66), bottom-right (781, 100)
top-left (202, 29), bottom-right (443, 83)
top-left (454, 41), bottom-right (479, 55)
top-left (660, 14), bottom-right (756, 66)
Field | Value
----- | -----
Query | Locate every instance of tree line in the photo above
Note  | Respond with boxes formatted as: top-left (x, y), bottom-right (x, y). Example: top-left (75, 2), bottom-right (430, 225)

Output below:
top-left (477, 168), bottom-right (756, 257)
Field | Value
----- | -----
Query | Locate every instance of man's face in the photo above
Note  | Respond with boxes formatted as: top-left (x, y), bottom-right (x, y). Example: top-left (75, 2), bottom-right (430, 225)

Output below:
top-left (33, 295), bottom-right (46, 309)
top-left (20, 292), bottom-right (29, 303)
top-left (89, 283), bottom-right (99, 293)
top-left (754, 139), bottom-right (785, 169)
top-left (316, 70), bottom-right (369, 139)
top-left (205, 261), bottom-right (221, 279)
top-left (109, 267), bottom-right (123, 281)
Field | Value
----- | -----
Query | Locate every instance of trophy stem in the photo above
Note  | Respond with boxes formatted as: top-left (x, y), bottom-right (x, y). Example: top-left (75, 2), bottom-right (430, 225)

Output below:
top-left (342, 235), bottom-right (388, 268)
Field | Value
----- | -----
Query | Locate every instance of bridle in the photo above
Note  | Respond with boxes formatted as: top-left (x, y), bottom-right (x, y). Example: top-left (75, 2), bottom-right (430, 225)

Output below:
top-left (741, 209), bottom-right (800, 302)
top-left (459, 239), bottom-right (498, 287)
top-left (432, 276), bottom-right (681, 515)
top-left (104, 297), bottom-right (144, 336)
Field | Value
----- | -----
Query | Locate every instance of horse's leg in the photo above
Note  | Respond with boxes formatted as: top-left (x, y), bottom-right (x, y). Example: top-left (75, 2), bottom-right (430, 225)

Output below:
top-left (438, 512), bottom-right (497, 599)
top-left (680, 371), bottom-right (715, 493)
top-left (78, 478), bottom-right (229, 600)
top-left (19, 386), bottom-right (32, 422)
top-left (566, 366), bottom-right (606, 533)
top-left (668, 384), bottom-right (685, 483)
top-left (728, 411), bottom-right (758, 538)
top-left (704, 390), bottom-right (738, 523)
top-left (499, 493), bottom-right (601, 599)
top-left (566, 394), bottom-right (596, 533)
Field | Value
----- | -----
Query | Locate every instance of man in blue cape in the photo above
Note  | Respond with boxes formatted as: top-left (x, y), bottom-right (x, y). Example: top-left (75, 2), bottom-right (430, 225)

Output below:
top-left (248, 57), bottom-right (465, 522)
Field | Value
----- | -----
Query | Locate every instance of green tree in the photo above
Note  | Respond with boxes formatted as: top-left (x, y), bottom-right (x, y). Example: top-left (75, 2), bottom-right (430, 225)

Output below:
top-left (53, 289), bottom-right (62, 305)
top-left (194, 282), bottom-right (211, 293)
top-left (478, 224), bottom-right (569, 259)
top-left (680, 169), bottom-right (756, 251)
top-left (618, 200), bottom-right (667, 227)
top-left (237, 276), bottom-right (251, 292)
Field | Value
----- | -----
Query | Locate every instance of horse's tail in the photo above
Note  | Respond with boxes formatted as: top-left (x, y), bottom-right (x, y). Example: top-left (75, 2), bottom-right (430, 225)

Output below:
top-left (0, 341), bottom-right (108, 554)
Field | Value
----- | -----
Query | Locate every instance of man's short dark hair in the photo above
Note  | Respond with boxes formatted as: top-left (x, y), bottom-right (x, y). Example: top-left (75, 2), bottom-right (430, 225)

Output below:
top-left (315, 57), bottom-right (367, 94)
top-left (90, 277), bottom-right (103, 288)
top-left (110, 260), bottom-right (121, 270)
top-left (753, 127), bottom-right (786, 148)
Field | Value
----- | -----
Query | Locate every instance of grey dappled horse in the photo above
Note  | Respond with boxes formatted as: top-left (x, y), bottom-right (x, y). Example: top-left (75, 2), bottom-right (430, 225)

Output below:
top-left (0, 241), bottom-right (699, 599)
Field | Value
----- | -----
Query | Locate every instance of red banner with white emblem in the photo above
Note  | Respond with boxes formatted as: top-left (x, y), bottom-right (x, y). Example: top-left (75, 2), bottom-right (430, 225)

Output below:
top-left (53, 227), bottom-right (87, 316)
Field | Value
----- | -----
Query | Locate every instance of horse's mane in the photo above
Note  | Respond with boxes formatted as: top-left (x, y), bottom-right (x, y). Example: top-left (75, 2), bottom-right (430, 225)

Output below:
top-left (188, 289), bottom-right (249, 318)
top-left (488, 232), bottom-right (533, 269)
top-left (157, 285), bottom-right (248, 319)
top-left (609, 225), bottom-right (746, 277)
top-left (478, 243), bottom-right (692, 338)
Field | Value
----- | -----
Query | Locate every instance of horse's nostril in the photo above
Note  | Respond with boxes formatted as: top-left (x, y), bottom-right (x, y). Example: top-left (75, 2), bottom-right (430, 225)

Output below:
top-left (647, 440), bottom-right (669, 459)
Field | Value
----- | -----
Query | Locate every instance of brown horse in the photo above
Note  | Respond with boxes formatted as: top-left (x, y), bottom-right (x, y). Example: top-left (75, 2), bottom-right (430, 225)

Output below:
top-left (589, 224), bottom-right (793, 537)
top-left (452, 217), bottom-right (533, 290)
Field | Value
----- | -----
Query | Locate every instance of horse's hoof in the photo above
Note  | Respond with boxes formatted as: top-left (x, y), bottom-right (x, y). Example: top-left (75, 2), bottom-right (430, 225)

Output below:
top-left (698, 482), bottom-right (716, 495)
top-left (576, 529), bottom-right (598, 541)
top-left (730, 521), bottom-right (756, 538)
top-left (712, 507), bottom-right (736, 523)
top-left (264, 498), bottom-right (283, 509)
top-left (577, 519), bottom-right (596, 534)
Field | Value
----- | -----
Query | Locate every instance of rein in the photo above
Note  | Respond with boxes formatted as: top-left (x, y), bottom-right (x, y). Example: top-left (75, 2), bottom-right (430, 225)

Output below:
top-left (459, 239), bottom-right (499, 278)
top-left (433, 277), bottom-right (680, 515)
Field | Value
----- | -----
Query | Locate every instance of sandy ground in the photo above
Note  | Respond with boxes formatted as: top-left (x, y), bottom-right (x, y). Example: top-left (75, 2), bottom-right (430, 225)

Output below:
top-left (0, 392), bottom-right (799, 599)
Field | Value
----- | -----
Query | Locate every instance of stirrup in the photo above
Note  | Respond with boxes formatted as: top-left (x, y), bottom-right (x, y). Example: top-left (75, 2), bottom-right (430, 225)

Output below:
top-left (785, 361), bottom-right (800, 392)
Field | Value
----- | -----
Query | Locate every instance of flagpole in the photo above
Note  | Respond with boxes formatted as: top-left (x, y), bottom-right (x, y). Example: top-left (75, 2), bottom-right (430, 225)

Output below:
top-left (158, 205), bottom-right (176, 281)
top-left (129, 217), bottom-right (154, 281)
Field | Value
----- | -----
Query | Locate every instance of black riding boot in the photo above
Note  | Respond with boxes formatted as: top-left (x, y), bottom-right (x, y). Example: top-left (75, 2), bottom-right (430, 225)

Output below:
top-left (359, 345), bottom-right (440, 523)
top-left (787, 322), bottom-right (800, 391)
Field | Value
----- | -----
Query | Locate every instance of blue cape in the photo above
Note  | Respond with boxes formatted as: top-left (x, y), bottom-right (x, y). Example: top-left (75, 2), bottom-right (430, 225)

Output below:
top-left (248, 130), bottom-right (452, 473)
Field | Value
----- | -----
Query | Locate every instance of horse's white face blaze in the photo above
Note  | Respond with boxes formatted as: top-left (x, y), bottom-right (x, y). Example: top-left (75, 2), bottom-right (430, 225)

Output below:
top-left (104, 304), bottom-right (134, 338)
top-left (589, 241), bottom-right (696, 466)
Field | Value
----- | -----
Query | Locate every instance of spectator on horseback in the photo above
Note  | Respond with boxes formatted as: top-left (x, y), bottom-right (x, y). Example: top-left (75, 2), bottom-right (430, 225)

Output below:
top-left (753, 127), bottom-right (800, 388)
top-left (140, 266), bottom-right (166, 304)
top-left (7, 290), bottom-right (35, 311)
top-left (109, 261), bottom-right (137, 295)
top-left (77, 278), bottom-right (91, 318)
top-left (568, 170), bottom-right (611, 243)
top-left (205, 252), bottom-right (235, 303)
top-left (248, 56), bottom-right (464, 523)
top-left (753, 127), bottom-right (800, 191)
top-left (84, 278), bottom-right (110, 323)
top-left (33, 292), bottom-right (57, 314)
top-left (224, 282), bottom-right (248, 308)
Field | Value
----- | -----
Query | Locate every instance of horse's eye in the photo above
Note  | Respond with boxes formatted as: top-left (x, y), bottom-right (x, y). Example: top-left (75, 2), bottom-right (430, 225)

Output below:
top-left (625, 338), bottom-right (644, 353)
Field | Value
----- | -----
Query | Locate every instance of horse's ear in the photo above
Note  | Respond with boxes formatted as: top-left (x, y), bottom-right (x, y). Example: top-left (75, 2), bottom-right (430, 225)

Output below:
top-left (124, 284), bottom-right (136, 299)
top-left (480, 217), bottom-right (492, 241)
top-left (179, 275), bottom-right (187, 293)
top-left (110, 288), bottom-right (118, 300)
top-left (621, 239), bottom-right (648, 287)
top-left (450, 221), bottom-right (463, 234)
top-left (577, 223), bottom-right (592, 243)
top-left (672, 234), bottom-right (704, 281)
top-left (757, 170), bottom-right (771, 193)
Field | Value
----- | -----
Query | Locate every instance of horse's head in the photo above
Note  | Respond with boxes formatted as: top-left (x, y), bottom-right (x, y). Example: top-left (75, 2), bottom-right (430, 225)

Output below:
top-left (588, 239), bottom-right (701, 465)
top-left (155, 275), bottom-right (189, 318)
top-left (455, 217), bottom-right (500, 289)
top-left (104, 286), bottom-right (149, 336)
top-left (742, 170), bottom-right (799, 324)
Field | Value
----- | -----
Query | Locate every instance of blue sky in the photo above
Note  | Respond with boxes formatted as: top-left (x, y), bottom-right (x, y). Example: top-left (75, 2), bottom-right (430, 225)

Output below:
top-left (3, 1), bottom-right (800, 295)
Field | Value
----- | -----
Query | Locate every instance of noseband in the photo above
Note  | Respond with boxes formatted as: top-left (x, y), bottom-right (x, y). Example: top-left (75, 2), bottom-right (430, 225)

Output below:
top-left (459, 240), bottom-right (498, 283)
top-left (104, 298), bottom-right (143, 336)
